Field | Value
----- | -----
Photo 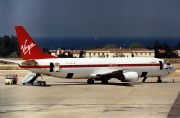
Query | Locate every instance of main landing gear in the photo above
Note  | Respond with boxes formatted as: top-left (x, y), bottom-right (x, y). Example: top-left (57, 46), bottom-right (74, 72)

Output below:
top-left (142, 77), bottom-right (162, 83)
top-left (142, 77), bottom-right (147, 82)
top-left (87, 78), bottom-right (109, 84)
top-left (101, 79), bottom-right (109, 84)
top-left (157, 77), bottom-right (162, 83)
top-left (87, 79), bottom-right (94, 84)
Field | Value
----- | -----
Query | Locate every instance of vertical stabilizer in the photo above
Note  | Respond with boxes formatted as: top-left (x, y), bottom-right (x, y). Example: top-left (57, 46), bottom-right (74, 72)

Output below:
top-left (15, 26), bottom-right (57, 60)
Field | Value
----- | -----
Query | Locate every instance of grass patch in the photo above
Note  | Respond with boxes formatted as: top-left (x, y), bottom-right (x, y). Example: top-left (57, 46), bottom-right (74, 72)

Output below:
top-left (0, 65), bottom-right (23, 70)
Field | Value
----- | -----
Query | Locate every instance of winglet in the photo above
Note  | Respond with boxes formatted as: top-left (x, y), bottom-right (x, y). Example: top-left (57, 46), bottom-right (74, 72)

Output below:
top-left (15, 26), bottom-right (57, 60)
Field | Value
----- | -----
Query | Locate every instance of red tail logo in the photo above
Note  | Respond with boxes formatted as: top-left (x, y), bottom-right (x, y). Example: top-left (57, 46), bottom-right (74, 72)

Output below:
top-left (15, 26), bottom-right (57, 60)
top-left (21, 39), bottom-right (36, 55)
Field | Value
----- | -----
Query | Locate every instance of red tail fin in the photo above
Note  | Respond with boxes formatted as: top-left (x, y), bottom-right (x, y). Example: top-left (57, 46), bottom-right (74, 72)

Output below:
top-left (15, 26), bottom-right (57, 60)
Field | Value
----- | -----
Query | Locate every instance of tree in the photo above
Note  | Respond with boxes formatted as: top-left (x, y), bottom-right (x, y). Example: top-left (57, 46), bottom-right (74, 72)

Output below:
top-left (178, 42), bottom-right (180, 49)
top-left (153, 40), bottom-right (176, 58)
top-left (79, 50), bottom-right (84, 58)
top-left (129, 43), bottom-right (144, 48)
top-left (61, 47), bottom-right (66, 50)
top-left (174, 42), bottom-right (180, 50)
top-left (104, 44), bottom-right (116, 48)
top-left (9, 52), bottom-right (18, 58)
top-left (153, 40), bottom-right (161, 58)
top-left (43, 48), bottom-right (51, 54)
top-left (153, 40), bottom-right (160, 51)
top-left (0, 35), bottom-right (20, 58)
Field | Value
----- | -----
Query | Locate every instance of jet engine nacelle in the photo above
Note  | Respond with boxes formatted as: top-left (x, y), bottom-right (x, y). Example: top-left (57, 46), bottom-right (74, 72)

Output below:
top-left (119, 72), bottom-right (139, 82)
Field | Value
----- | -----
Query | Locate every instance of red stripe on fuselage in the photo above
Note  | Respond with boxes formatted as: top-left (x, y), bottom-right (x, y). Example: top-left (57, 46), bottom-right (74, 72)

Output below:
top-left (20, 63), bottom-right (160, 68)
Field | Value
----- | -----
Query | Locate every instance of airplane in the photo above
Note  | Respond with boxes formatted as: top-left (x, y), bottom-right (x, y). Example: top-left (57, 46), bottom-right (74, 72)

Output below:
top-left (0, 26), bottom-right (176, 84)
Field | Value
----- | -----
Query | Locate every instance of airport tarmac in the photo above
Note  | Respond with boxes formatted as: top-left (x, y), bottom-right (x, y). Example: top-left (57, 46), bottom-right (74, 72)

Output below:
top-left (0, 71), bottom-right (180, 118)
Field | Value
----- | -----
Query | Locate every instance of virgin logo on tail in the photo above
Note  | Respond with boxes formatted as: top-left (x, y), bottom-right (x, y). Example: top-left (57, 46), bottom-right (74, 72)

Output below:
top-left (21, 39), bottom-right (36, 55)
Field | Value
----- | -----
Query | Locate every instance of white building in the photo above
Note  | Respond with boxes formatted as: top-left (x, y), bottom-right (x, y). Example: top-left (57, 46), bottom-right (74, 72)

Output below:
top-left (51, 48), bottom-right (155, 58)
top-left (85, 48), bottom-right (155, 58)
top-left (173, 50), bottom-right (180, 57)
top-left (131, 48), bottom-right (155, 57)
top-left (51, 48), bottom-right (81, 58)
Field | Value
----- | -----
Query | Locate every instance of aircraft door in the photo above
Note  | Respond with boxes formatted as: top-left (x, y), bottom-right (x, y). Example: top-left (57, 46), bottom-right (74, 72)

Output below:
top-left (54, 63), bottom-right (60, 72)
top-left (50, 63), bottom-right (54, 72)
top-left (50, 62), bottom-right (60, 72)
top-left (159, 61), bottom-right (163, 70)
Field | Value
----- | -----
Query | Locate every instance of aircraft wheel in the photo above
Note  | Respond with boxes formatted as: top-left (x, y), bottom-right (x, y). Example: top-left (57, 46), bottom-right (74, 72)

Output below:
top-left (157, 79), bottom-right (162, 83)
top-left (101, 79), bottom-right (108, 84)
top-left (157, 77), bottom-right (162, 83)
top-left (87, 79), bottom-right (94, 84)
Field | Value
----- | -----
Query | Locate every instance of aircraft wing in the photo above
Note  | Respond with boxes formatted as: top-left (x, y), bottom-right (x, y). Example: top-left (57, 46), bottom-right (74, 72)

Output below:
top-left (90, 69), bottom-right (123, 78)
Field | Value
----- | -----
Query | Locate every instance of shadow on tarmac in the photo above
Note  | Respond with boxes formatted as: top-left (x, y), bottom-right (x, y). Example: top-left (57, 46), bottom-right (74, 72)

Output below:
top-left (17, 82), bottom-right (134, 87)
top-left (19, 80), bottom-right (178, 87)
top-left (49, 82), bottom-right (134, 87)
top-left (168, 92), bottom-right (180, 118)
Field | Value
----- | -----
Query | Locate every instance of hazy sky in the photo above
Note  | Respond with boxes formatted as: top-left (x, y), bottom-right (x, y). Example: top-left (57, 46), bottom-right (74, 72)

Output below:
top-left (1, 0), bottom-right (180, 37)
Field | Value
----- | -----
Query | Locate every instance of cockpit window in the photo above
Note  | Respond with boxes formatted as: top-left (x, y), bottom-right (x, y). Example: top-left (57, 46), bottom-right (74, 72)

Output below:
top-left (167, 63), bottom-right (171, 65)
top-left (164, 61), bottom-right (171, 65)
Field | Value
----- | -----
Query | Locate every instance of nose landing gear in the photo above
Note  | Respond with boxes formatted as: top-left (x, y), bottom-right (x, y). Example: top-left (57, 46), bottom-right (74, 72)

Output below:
top-left (142, 77), bottom-right (162, 83)
top-left (87, 77), bottom-right (109, 84)
top-left (157, 77), bottom-right (162, 83)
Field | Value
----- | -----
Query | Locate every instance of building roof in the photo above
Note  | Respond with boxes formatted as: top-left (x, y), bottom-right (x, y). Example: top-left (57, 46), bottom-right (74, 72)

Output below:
top-left (110, 49), bottom-right (132, 53)
top-left (86, 48), bottom-right (115, 51)
top-left (86, 48), bottom-right (153, 53)
top-left (131, 48), bottom-right (153, 51)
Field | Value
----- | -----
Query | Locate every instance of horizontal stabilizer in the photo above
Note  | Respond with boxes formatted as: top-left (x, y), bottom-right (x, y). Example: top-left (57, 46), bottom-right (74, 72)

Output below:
top-left (0, 59), bottom-right (22, 64)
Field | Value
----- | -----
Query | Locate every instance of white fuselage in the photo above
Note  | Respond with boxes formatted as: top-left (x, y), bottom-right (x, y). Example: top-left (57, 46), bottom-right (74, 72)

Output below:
top-left (20, 57), bottom-right (176, 79)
